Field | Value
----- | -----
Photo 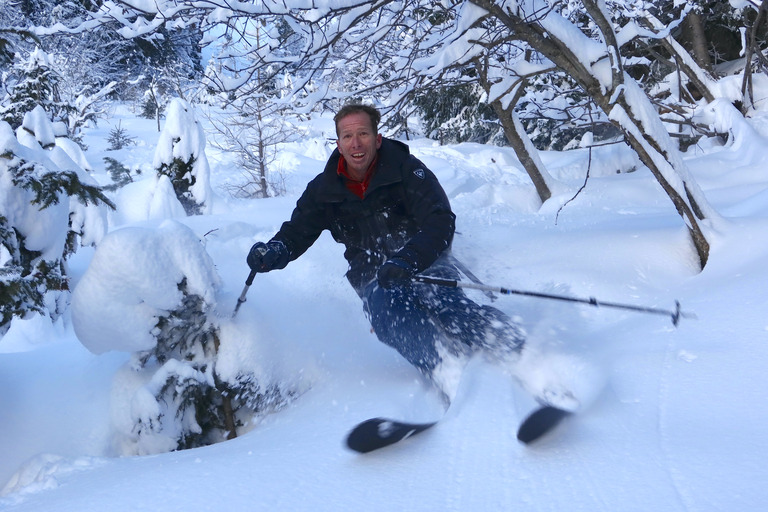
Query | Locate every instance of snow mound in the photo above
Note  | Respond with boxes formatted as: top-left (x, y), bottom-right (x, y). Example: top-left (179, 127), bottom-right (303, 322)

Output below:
top-left (71, 220), bottom-right (221, 354)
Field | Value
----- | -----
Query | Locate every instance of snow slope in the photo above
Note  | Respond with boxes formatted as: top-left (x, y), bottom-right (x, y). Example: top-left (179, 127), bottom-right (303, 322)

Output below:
top-left (1, 104), bottom-right (768, 511)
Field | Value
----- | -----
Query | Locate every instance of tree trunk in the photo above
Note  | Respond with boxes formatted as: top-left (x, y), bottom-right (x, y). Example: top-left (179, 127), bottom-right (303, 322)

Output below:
top-left (491, 101), bottom-right (552, 203)
top-left (212, 330), bottom-right (238, 440)
top-left (470, 0), bottom-right (713, 269)
top-left (741, 0), bottom-right (768, 110)
top-left (659, 36), bottom-right (716, 103)
top-left (474, 56), bottom-right (554, 204)
top-left (641, 11), bottom-right (718, 104)
top-left (608, 97), bottom-right (710, 268)
top-left (682, 11), bottom-right (714, 75)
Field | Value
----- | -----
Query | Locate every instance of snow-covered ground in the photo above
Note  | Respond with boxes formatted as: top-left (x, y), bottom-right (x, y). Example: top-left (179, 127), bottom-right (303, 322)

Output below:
top-left (1, 100), bottom-right (767, 511)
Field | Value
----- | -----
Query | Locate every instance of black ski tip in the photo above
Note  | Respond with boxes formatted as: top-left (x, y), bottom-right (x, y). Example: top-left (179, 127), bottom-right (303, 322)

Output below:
top-left (517, 405), bottom-right (572, 445)
top-left (346, 418), bottom-right (389, 453)
top-left (346, 417), bottom-right (437, 453)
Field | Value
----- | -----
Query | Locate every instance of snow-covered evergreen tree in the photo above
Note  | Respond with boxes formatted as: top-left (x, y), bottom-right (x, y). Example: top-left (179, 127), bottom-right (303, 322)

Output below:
top-left (0, 48), bottom-right (60, 130)
top-left (0, 46), bottom-right (116, 147)
top-left (0, 106), bottom-right (113, 336)
top-left (72, 221), bottom-right (296, 455)
top-left (153, 98), bottom-right (212, 216)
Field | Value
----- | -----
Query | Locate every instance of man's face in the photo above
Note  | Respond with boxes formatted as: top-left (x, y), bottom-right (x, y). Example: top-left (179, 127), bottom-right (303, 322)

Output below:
top-left (336, 111), bottom-right (383, 180)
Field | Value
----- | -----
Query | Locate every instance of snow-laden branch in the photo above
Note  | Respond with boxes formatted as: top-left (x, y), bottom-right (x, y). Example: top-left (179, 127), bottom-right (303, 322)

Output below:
top-left (28, 0), bottom-right (728, 268)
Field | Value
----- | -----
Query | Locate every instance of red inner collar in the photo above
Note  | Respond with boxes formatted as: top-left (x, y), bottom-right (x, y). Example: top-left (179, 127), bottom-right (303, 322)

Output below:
top-left (337, 154), bottom-right (378, 199)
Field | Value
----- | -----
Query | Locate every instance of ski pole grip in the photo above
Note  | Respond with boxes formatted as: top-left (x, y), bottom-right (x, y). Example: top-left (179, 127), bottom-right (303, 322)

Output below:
top-left (245, 269), bottom-right (257, 286)
top-left (413, 275), bottom-right (458, 288)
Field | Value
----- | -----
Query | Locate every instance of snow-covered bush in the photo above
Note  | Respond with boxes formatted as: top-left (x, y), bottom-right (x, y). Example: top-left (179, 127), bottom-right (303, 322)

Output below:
top-left (0, 107), bottom-right (112, 336)
top-left (153, 98), bottom-right (212, 216)
top-left (72, 220), bottom-right (295, 454)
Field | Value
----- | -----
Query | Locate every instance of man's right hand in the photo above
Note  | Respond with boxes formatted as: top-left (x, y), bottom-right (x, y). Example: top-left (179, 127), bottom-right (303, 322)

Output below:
top-left (377, 258), bottom-right (415, 289)
top-left (247, 241), bottom-right (289, 273)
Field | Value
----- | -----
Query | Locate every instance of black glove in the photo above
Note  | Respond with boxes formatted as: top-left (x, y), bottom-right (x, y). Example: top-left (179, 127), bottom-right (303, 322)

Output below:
top-left (377, 258), bottom-right (415, 289)
top-left (247, 240), bottom-right (289, 273)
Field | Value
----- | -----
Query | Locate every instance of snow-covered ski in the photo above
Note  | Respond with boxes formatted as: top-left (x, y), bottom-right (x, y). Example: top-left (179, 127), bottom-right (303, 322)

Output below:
top-left (516, 405), bottom-right (572, 444)
top-left (345, 417), bottom-right (439, 453)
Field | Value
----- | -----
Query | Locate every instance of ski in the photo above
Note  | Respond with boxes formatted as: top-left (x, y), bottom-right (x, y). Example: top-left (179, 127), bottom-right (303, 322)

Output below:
top-left (346, 417), bottom-right (439, 453)
top-left (347, 404), bottom-right (572, 452)
top-left (516, 405), bottom-right (572, 444)
top-left (346, 368), bottom-right (456, 453)
top-left (346, 404), bottom-right (572, 452)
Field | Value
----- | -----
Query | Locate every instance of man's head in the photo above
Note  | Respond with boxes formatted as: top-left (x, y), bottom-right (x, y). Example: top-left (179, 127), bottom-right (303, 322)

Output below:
top-left (334, 104), bottom-right (381, 136)
top-left (335, 104), bottom-right (383, 180)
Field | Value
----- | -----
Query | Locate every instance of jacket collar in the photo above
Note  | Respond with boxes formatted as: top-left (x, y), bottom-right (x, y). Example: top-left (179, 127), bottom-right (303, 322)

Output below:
top-left (319, 138), bottom-right (411, 199)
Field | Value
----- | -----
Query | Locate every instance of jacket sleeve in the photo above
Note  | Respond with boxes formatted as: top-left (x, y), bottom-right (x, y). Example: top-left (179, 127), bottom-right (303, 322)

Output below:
top-left (393, 157), bottom-right (455, 273)
top-left (270, 177), bottom-right (329, 262)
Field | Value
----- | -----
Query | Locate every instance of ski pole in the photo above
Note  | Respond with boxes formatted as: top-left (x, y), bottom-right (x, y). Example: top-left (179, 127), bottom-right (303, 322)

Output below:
top-left (413, 275), bottom-right (696, 326)
top-left (232, 269), bottom-right (257, 318)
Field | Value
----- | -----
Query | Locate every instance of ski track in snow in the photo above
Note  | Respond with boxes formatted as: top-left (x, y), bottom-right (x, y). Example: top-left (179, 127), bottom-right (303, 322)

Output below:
top-left (657, 333), bottom-right (694, 512)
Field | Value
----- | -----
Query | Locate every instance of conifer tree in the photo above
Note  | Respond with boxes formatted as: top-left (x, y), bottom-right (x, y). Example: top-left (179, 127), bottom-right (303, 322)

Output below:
top-left (153, 98), bottom-right (212, 216)
top-left (130, 279), bottom-right (293, 452)
top-left (0, 47), bottom-right (61, 130)
top-left (0, 108), bottom-right (114, 336)
top-left (71, 222), bottom-right (297, 454)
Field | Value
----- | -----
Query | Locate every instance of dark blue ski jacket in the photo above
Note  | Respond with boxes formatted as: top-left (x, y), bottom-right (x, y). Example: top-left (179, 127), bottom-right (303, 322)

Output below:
top-left (271, 138), bottom-right (456, 294)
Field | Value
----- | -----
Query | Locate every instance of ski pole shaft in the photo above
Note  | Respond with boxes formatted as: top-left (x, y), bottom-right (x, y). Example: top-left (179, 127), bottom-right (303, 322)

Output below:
top-left (412, 275), bottom-right (696, 326)
top-left (232, 269), bottom-right (257, 318)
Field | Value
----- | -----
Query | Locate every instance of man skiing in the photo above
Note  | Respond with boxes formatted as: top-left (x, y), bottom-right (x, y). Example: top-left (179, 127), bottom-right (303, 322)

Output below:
top-left (246, 103), bottom-right (524, 391)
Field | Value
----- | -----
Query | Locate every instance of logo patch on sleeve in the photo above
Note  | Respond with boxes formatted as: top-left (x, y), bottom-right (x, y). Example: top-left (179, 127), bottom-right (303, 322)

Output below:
top-left (413, 168), bottom-right (426, 179)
